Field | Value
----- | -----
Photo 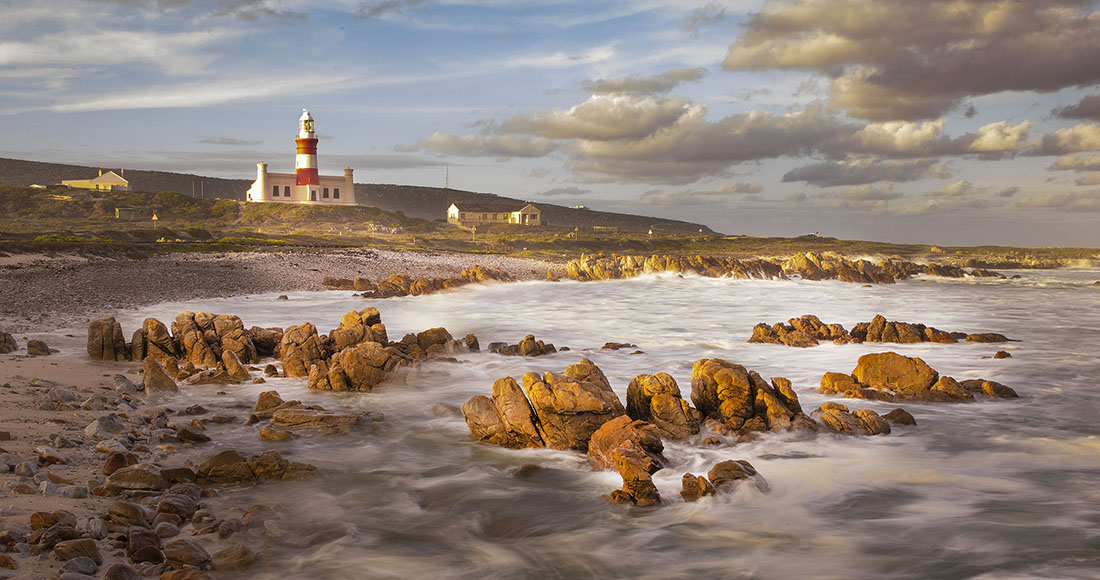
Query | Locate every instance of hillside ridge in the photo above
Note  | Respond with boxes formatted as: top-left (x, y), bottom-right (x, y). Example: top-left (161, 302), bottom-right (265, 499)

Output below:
top-left (0, 157), bottom-right (714, 234)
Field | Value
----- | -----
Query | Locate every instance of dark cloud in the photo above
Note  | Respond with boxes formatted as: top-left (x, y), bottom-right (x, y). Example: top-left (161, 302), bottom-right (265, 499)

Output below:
top-left (200, 136), bottom-right (261, 146)
top-left (995, 186), bottom-right (1020, 198)
top-left (723, 0), bottom-right (1100, 120)
top-left (634, 182), bottom-right (764, 208)
top-left (580, 68), bottom-right (708, 96)
top-left (216, 0), bottom-right (307, 21)
top-left (1075, 173), bottom-right (1100, 186)
top-left (1053, 93), bottom-right (1100, 121)
top-left (537, 186), bottom-right (590, 197)
top-left (683, 2), bottom-right (726, 37)
top-left (783, 157), bottom-right (949, 187)
top-left (356, 0), bottom-right (428, 20)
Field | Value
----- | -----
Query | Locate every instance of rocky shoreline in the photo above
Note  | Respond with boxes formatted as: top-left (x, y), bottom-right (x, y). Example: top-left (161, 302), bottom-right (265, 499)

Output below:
top-left (0, 249), bottom-right (560, 334)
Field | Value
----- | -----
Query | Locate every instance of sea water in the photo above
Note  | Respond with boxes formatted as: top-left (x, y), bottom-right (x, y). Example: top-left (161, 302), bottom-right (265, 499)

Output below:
top-left (97, 270), bottom-right (1100, 578)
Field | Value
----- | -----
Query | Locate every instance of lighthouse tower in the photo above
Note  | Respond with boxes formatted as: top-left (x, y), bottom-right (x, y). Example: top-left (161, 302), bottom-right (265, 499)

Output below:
top-left (244, 109), bottom-right (355, 205)
top-left (295, 109), bottom-right (319, 186)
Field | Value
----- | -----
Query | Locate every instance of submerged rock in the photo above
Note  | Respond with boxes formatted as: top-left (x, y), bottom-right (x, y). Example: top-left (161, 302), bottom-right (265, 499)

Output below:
top-left (625, 372), bottom-right (700, 439)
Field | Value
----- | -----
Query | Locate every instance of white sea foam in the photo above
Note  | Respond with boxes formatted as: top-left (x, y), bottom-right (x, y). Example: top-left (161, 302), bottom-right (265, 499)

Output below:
top-left (57, 269), bottom-right (1100, 579)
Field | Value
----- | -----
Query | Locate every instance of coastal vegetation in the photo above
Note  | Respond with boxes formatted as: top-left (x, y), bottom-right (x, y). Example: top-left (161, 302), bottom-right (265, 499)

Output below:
top-left (1, 185), bottom-right (1097, 267)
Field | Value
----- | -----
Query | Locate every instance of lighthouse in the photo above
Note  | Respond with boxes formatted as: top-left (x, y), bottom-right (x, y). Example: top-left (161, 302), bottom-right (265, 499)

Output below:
top-left (244, 109), bottom-right (355, 205)
top-left (295, 109), bottom-right (320, 186)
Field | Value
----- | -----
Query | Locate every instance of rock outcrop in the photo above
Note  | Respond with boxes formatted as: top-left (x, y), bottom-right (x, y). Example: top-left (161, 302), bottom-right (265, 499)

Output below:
top-left (563, 252), bottom-right (997, 285)
top-left (130, 318), bottom-right (179, 365)
top-left (690, 359), bottom-right (815, 437)
top-left (819, 352), bottom-right (1019, 402)
top-left (322, 265), bottom-right (514, 298)
top-left (171, 312), bottom-right (258, 369)
top-left (487, 334), bottom-right (557, 357)
top-left (812, 403), bottom-right (892, 436)
top-left (462, 358), bottom-right (626, 452)
top-left (279, 323), bottom-right (327, 378)
top-left (749, 314), bottom-right (1010, 347)
top-left (307, 341), bottom-right (407, 392)
top-left (625, 373), bottom-right (701, 439)
top-left (328, 308), bottom-right (387, 352)
top-left (87, 317), bottom-right (128, 361)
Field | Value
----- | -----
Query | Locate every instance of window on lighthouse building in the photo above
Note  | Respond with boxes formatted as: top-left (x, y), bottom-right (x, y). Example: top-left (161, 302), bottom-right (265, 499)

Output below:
top-left (333, 188), bottom-right (340, 199)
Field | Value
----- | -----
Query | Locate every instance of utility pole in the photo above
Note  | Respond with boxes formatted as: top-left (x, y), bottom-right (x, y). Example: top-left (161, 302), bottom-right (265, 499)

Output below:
top-left (445, 163), bottom-right (449, 189)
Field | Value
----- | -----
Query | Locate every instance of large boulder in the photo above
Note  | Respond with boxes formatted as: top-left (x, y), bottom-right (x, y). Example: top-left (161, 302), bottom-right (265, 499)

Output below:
top-left (307, 341), bottom-right (406, 391)
top-left (520, 359), bottom-right (626, 451)
top-left (690, 359), bottom-right (813, 435)
top-left (587, 416), bottom-right (665, 472)
top-left (270, 408), bottom-right (360, 433)
top-left (87, 317), bottom-right (128, 361)
top-left (460, 376), bottom-right (547, 449)
top-left (143, 357), bottom-right (178, 394)
top-left (851, 352), bottom-right (938, 393)
top-left (279, 323), bottom-right (327, 378)
top-left (625, 373), bottom-right (700, 439)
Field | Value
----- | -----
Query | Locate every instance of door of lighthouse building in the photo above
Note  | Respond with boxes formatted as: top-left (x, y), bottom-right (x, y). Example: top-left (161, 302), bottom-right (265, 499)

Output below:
top-left (311, 190), bottom-right (316, 201)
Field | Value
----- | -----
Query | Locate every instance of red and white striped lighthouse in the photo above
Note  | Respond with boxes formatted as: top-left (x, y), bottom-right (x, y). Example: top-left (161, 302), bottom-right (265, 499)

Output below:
top-left (294, 109), bottom-right (319, 186)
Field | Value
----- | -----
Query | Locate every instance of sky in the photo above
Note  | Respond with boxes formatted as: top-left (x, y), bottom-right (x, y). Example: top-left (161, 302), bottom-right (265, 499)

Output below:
top-left (3, 0), bottom-right (1100, 247)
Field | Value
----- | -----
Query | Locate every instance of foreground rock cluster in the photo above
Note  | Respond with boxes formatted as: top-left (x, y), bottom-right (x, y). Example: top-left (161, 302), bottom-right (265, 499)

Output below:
top-left (88, 307), bottom-right (479, 394)
top-left (322, 265), bottom-right (514, 297)
top-left (749, 314), bottom-right (1012, 347)
top-left (564, 252), bottom-right (1001, 284)
top-left (820, 352), bottom-right (1018, 402)
top-left (462, 357), bottom-right (919, 506)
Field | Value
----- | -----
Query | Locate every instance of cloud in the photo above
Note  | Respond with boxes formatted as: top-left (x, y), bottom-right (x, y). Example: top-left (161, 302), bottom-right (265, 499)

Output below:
top-left (683, 2), bottom-right (726, 37)
top-left (499, 94), bottom-right (696, 141)
top-left (411, 132), bottom-right (557, 158)
top-left (1048, 153), bottom-right (1100, 172)
top-left (0, 28), bottom-right (232, 75)
top-left (500, 45), bottom-right (616, 69)
top-left (1016, 190), bottom-right (1100, 212)
top-left (1054, 93), bottom-right (1100, 121)
top-left (568, 103), bottom-right (852, 184)
top-left (200, 137), bottom-right (262, 146)
top-left (634, 181), bottom-right (765, 207)
top-left (816, 184), bottom-right (903, 210)
top-left (580, 67), bottom-right (708, 95)
top-left (31, 74), bottom-right (358, 113)
top-left (827, 119), bottom-right (1031, 158)
top-left (967, 121), bottom-right (1033, 153)
top-left (216, 0), bottom-right (307, 21)
top-left (1075, 172), bottom-right (1100, 186)
top-left (537, 186), bottom-right (590, 197)
top-left (927, 180), bottom-right (980, 197)
top-left (1037, 124), bottom-right (1100, 154)
top-left (356, 0), bottom-right (428, 20)
top-left (995, 186), bottom-right (1020, 198)
top-left (782, 157), bottom-right (949, 187)
top-left (722, 0), bottom-right (1100, 120)
top-left (887, 196), bottom-right (989, 216)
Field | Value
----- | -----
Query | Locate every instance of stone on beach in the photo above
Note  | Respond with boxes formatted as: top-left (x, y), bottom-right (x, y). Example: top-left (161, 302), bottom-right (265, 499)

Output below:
top-left (87, 317), bottom-right (128, 361)
top-left (142, 357), bottom-right (178, 394)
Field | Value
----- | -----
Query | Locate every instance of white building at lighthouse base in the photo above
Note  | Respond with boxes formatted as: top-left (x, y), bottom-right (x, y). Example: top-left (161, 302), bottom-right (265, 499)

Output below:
top-left (245, 163), bottom-right (355, 205)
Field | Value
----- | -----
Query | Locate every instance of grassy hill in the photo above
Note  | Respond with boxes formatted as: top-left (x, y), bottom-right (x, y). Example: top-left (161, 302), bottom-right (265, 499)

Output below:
top-left (0, 157), bottom-right (714, 234)
top-left (359, 183), bottom-right (714, 234)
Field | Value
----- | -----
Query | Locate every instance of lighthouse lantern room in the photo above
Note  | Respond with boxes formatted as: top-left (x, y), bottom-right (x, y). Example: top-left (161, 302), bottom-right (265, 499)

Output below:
top-left (245, 109), bottom-right (355, 205)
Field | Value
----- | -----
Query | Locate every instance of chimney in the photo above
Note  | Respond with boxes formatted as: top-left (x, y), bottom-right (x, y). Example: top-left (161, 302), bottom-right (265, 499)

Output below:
top-left (120, 169), bottom-right (124, 177)
top-left (98, 169), bottom-right (102, 176)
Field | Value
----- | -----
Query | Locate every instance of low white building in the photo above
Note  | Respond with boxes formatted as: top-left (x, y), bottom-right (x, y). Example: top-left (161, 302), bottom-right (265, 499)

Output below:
top-left (447, 202), bottom-right (541, 226)
top-left (245, 109), bottom-right (355, 205)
